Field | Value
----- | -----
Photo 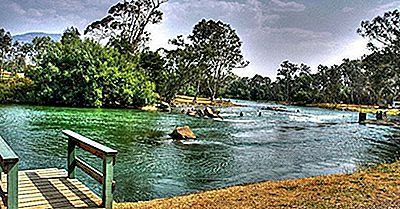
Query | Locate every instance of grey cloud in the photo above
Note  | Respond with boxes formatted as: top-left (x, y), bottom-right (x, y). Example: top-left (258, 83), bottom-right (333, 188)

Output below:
top-left (0, 0), bottom-right (118, 34)
top-left (371, 1), bottom-right (400, 15)
top-left (269, 0), bottom-right (305, 12)
top-left (341, 6), bottom-right (354, 13)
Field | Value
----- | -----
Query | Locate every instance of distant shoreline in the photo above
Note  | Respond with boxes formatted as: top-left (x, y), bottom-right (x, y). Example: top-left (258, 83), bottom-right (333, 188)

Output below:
top-left (304, 103), bottom-right (400, 116)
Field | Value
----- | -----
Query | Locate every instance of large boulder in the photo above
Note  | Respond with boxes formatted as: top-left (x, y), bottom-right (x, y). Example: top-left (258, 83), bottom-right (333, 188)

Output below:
top-left (170, 126), bottom-right (196, 140)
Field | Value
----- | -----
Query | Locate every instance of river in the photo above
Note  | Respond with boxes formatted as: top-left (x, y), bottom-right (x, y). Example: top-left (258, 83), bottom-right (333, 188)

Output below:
top-left (0, 101), bottom-right (399, 202)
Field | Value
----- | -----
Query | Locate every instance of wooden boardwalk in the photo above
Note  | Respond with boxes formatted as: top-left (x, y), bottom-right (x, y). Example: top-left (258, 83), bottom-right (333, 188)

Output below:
top-left (0, 130), bottom-right (117, 209)
top-left (0, 168), bottom-right (101, 209)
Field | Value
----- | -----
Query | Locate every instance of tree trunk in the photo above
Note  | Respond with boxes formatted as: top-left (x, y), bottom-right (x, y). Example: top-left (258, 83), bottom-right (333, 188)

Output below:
top-left (208, 86), bottom-right (215, 101)
top-left (193, 81), bottom-right (200, 103)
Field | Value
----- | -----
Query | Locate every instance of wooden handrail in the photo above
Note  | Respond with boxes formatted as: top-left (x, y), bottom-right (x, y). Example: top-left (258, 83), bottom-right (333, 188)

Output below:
top-left (63, 130), bottom-right (117, 209)
top-left (63, 130), bottom-right (117, 158)
top-left (0, 136), bottom-right (19, 209)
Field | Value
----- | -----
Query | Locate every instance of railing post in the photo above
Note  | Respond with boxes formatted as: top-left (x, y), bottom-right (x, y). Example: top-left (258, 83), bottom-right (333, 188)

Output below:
top-left (7, 162), bottom-right (18, 209)
top-left (102, 156), bottom-right (114, 209)
top-left (67, 139), bottom-right (77, 178)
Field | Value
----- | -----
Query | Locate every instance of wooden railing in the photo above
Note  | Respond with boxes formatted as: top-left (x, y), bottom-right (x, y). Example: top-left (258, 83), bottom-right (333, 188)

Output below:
top-left (63, 130), bottom-right (117, 209)
top-left (0, 136), bottom-right (19, 209)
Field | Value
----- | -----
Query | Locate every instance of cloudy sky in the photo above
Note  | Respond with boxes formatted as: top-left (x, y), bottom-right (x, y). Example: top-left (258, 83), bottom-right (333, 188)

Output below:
top-left (1, 0), bottom-right (399, 78)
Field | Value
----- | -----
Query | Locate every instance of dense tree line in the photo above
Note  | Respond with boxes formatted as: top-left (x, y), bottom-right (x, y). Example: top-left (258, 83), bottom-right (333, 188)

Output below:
top-left (221, 9), bottom-right (400, 105)
top-left (0, 2), bottom-right (399, 107)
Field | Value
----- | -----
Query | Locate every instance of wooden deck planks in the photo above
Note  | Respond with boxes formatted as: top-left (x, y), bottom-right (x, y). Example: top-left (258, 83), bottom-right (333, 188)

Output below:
top-left (0, 168), bottom-right (102, 209)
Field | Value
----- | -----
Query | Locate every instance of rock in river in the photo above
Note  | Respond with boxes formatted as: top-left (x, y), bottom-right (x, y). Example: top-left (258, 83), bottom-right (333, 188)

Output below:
top-left (155, 101), bottom-right (171, 112)
top-left (170, 126), bottom-right (196, 140)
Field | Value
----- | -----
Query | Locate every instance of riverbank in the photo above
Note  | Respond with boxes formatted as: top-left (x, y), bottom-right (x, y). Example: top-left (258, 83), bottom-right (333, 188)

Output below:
top-left (173, 95), bottom-right (241, 107)
top-left (306, 103), bottom-right (400, 116)
top-left (141, 95), bottom-right (241, 111)
top-left (116, 161), bottom-right (400, 208)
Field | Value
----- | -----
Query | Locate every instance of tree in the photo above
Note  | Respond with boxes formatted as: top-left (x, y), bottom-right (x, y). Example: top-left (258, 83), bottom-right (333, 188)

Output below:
top-left (249, 74), bottom-right (271, 100)
top-left (139, 49), bottom-right (167, 95)
top-left (358, 9), bottom-right (400, 104)
top-left (223, 76), bottom-right (251, 100)
top-left (29, 28), bottom-right (156, 107)
top-left (292, 64), bottom-right (313, 103)
top-left (159, 36), bottom-right (206, 102)
top-left (0, 28), bottom-right (12, 78)
top-left (0, 28), bottom-right (33, 76)
top-left (31, 36), bottom-right (54, 63)
top-left (85, 0), bottom-right (167, 53)
top-left (358, 9), bottom-right (400, 52)
top-left (276, 61), bottom-right (298, 101)
top-left (189, 19), bottom-right (249, 100)
top-left (0, 29), bottom-right (12, 63)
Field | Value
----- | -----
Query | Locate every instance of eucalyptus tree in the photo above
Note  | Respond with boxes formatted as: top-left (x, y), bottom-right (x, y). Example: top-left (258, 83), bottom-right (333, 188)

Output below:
top-left (324, 65), bottom-right (344, 103)
top-left (249, 74), bottom-right (271, 100)
top-left (85, 0), bottom-right (167, 53)
top-left (31, 36), bottom-right (54, 64)
top-left (0, 28), bottom-right (12, 78)
top-left (159, 35), bottom-right (206, 102)
top-left (0, 29), bottom-right (12, 61)
top-left (276, 61), bottom-right (296, 101)
top-left (276, 61), bottom-right (312, 102)
top-left (0, 28), bottom-right (33, 75)
top-left (358, 9), bottom-right (400, 104)
top-left (338, 59), bottom-right (367, 104)
top-left (223, 76), bottom-right (251, 99)
top-left (6, 41), bottom-right (33, 74)
top-left (358, 9), bottom-right (400, 52)
top-left (139, 49), bottom-right (167, 95)
top-left (189, 19), bottom-right (249, 100)
top-left (292, 64), bottom-right (313, 103)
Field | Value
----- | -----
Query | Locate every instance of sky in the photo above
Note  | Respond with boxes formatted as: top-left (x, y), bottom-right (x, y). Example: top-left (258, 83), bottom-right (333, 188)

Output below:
top-left (1, 0), bottom-right (400, 78)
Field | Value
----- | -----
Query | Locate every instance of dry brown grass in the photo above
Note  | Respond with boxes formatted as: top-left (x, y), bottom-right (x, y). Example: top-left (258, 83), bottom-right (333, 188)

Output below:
top-left (116, 161), bottom-right (400, 209)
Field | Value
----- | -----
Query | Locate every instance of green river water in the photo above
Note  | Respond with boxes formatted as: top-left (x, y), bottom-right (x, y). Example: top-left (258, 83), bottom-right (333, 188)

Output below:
top-left (0, 100), bottom-right (399, 202)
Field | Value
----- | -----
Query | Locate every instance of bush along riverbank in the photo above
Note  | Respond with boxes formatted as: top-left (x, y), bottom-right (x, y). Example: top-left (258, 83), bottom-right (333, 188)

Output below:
top-left (116, 161), bottom-right (400, 209)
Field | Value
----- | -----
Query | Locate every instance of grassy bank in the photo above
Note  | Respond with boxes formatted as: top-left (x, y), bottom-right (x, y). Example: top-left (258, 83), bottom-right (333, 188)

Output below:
top-left (306, 103), bottom-right (400, 116)
top-left (116, 161), bottom-right (400, 209)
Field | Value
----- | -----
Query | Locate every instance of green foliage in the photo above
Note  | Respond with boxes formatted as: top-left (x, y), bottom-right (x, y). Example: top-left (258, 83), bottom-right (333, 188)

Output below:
top-left (139, 50), bottom-right (167, 95)
top-left (28, 27), bottom-right (156, 107)
top-left (85, 0), bottom-right (168, 53)
top-left (159, 19), bottom-right (249, 102)
top-left (0, 28), bottom-right (33, 76)
top-left (0, 28), bottom-right (12, 70)
top-left (190, 19), bottom-right (249, 100)
top-left (157, 35), bottom-right (207, 102)
top-left (358, 9), bottom-right (400, 52)
top-left (0, 77), bottom-right (34, 103)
